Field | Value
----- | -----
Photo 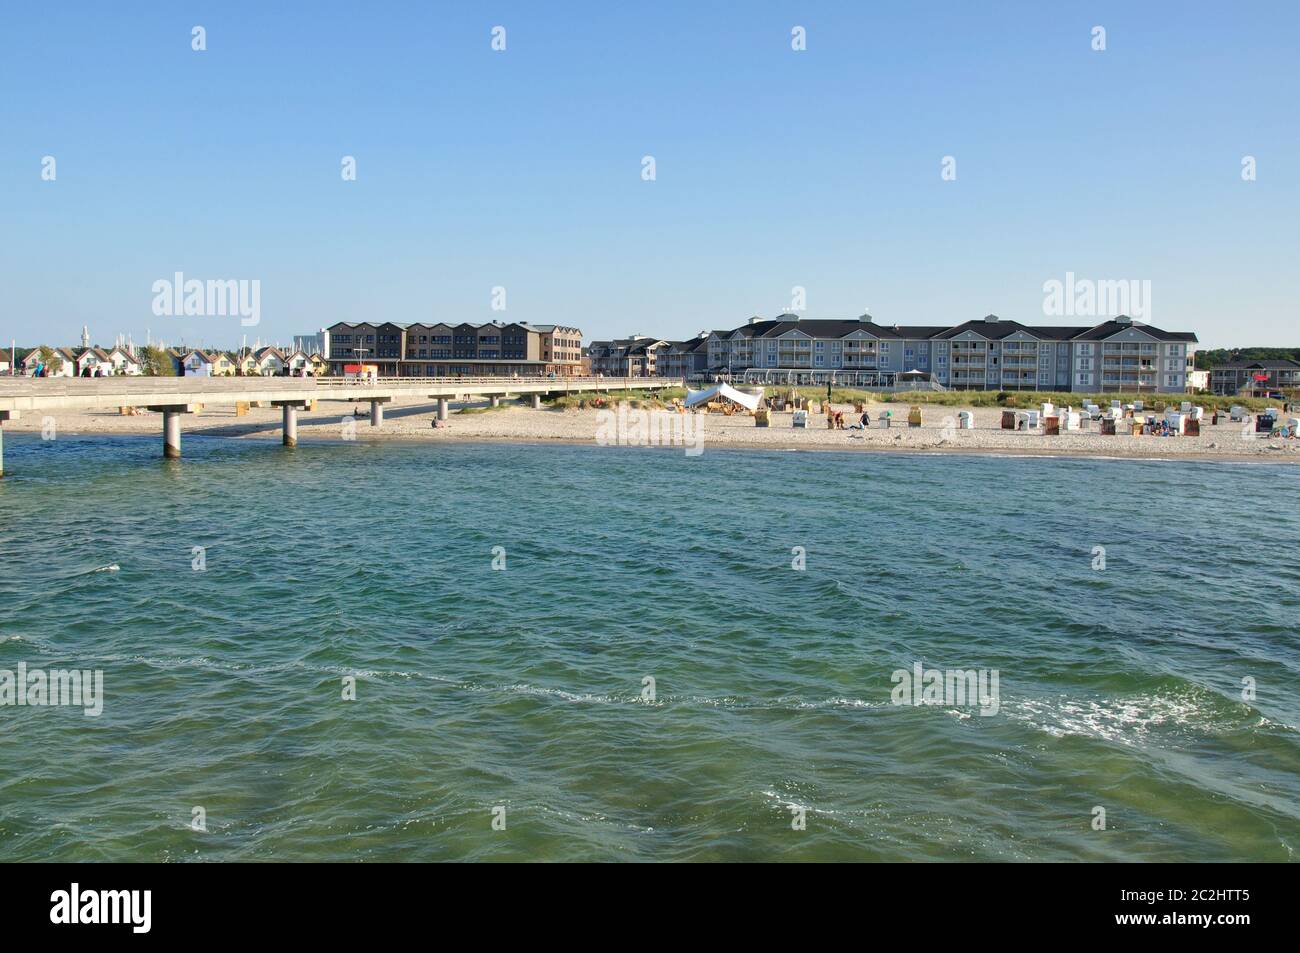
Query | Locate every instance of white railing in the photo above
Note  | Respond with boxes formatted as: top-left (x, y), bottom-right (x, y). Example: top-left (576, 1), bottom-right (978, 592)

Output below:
top-left (313, 375), bottom-right (680, 387)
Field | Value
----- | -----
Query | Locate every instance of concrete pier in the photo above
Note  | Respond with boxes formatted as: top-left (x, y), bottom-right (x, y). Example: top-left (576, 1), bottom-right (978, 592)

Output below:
top-left (163, 412), bottom-right (181, 459)
top-left (282, 404), bottom-right (298, 447)
top-left (0, 376), bottom-right (682, 474)
top-left (145, 404), bottom-right (196, 459)
top-left (0, 411), bottom-right (14, 477)
top-left (273, 400), bottom-right (309, 447)
top-left (532, 394), bottom-right (542, 410)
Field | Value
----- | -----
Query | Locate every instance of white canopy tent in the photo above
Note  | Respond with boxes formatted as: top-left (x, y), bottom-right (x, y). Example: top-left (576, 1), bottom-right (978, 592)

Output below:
top-left (685, 383), bottom-right (763, 412)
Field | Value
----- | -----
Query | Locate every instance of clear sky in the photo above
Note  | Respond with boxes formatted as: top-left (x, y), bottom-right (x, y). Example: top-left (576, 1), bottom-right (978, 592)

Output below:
top-left (1, 1), bottom-right (1297, 351)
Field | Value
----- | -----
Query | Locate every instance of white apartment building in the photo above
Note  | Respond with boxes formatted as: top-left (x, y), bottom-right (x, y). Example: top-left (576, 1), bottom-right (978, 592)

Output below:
top-left (691, 314), bottom-right (1196, 393)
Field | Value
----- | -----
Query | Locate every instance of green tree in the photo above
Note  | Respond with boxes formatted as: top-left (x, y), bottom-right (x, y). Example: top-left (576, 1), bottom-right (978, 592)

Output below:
top-left (141, 346), bottom-right (177, 376)
top-left (37, 346), bottom-right (64, 374)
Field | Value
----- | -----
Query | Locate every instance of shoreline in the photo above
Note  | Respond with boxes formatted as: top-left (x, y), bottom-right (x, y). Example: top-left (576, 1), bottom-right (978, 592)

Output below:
top-left (7, 398), bottom-right (1299, 465)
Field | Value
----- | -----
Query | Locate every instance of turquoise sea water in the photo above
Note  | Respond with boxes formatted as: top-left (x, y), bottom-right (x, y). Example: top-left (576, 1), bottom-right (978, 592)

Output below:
top-left (0, 433), bottom-right (1297, 862)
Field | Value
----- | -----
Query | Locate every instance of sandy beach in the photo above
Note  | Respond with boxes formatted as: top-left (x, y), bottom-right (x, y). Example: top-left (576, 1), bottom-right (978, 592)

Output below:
top-left (7, 396), bottom-right (1298, 462)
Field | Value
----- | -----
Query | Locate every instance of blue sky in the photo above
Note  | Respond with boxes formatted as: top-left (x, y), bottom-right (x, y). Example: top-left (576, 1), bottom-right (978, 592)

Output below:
top-left (1, 1), bottom-right (1297, 350)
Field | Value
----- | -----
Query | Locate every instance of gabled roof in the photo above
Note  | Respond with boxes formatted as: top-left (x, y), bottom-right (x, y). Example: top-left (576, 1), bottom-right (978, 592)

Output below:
top-left (1070, 318), bottom-right (1198, 343)
top-left (934, 318), bottom-right (1039, 341)
top-left (754, 318), bottom-right (906, 340)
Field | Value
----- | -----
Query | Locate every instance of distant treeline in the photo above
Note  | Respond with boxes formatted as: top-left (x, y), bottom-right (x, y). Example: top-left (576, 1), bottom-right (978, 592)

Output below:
top-left (1195, 347), bottom-right (1300, 369)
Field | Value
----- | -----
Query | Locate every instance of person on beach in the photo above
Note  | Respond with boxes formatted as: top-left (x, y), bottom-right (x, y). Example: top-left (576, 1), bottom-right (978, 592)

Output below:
top-left (861, 410), bottom-right (871, 428)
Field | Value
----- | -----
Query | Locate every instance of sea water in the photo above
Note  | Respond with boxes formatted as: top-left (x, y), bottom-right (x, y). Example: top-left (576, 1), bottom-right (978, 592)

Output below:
top-left (0, 434), bottom-right (1296, 861)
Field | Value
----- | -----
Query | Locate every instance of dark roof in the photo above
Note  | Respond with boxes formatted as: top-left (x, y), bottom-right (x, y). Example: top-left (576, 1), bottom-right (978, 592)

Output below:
top-left (1070, 318), bottom-right (1198, 343)
top-left (327, 320), bottom-right (580, 335)
top-left (1034, 326), bottom-right (1092, 341)
top-left (753, 318), bottom-right (906, 340)
top-left (933, 318), bottom-right (1041, 341)
top-left (1215, 359), bottom-right (1300, 370)
top-left (711, 314), bottom-right (1200, 343)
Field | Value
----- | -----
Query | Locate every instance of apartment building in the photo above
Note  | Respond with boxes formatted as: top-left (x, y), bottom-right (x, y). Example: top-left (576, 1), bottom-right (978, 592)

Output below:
top-left (657, 335), bottom-right (711, 380)
top-left (588, 336), bottom-right (669, 376)
top-left (324, 321), bottom-right (584, 377)
top-left (686, 313), bottom-right (1197, 393)
top-left (1209, 359), bottom-right (1300, 396)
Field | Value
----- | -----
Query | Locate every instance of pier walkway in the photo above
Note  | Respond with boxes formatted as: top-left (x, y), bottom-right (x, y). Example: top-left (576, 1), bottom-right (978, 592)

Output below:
top-left (0, 376), bottom-right (680, 473)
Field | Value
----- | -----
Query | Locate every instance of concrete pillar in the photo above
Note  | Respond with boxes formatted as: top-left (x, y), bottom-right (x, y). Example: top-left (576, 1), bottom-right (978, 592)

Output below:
top-left (163, 411), bottom-right (181, 459)
top-left (370, 400), bottom-right (383, 427)
top-left (490, 395), bottom-right (500, 408)
top-left (0, 412), bottom-right (14, 478)
top-left (283, 405), bottom-right (298, 447)
top-left (437, 398), bottom-right (449, 421)
top-left (531, 393), bottom-right (542, 410)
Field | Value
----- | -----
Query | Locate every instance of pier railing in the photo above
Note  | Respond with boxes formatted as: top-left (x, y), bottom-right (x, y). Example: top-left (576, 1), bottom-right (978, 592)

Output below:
top-left (313, 375), bottom-right (676, 389)
top-left (0, 375), bottom-right (684, 472)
